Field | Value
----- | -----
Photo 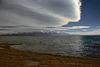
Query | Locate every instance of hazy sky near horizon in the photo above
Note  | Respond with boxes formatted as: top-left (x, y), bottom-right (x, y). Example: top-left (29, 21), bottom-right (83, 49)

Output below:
top-left (0, 0), bottom-right (100, 35)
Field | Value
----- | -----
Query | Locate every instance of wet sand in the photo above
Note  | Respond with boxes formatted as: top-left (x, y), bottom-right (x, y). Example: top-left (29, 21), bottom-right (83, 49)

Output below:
top-left (0, 43), bottom-right (100, 67)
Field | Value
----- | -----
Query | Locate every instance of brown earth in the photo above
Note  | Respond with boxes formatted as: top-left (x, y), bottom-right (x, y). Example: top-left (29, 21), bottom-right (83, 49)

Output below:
top-left (0, 43), bottom-right (100, 67)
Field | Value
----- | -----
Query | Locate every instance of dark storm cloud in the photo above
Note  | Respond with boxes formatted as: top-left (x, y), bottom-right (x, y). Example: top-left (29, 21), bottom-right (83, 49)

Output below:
top-left (0, 25), bottom-right (32, 28)
top-left (0, 26), bottom-right (17, 28)
top-left (44, 27), bottom-right (56, 28)
top-left (0, 29), bottom-right (9, 30)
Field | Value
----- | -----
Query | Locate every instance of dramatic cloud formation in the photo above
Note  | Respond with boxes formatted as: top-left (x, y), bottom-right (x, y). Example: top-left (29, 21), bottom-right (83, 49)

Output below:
top-left (0, 0), bottom-right (81, 27)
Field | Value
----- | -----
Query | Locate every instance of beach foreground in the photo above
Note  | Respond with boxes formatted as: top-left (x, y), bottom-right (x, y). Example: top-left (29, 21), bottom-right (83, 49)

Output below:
top-left (0, 43), bottom-right (100, 67)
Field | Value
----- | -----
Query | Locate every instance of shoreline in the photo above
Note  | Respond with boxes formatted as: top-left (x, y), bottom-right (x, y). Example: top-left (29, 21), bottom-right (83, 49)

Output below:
top-left (0, 43), bottom-right (100, 67)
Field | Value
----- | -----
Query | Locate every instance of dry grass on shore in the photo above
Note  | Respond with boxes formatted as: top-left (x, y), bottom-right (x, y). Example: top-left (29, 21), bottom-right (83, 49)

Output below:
top-left (0, 43), bottom-right (100, 67)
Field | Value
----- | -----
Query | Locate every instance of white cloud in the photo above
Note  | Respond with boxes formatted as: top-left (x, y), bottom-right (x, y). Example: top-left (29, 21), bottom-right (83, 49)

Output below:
top-left (69, 26), bottom-right (90, 29)
top-left (43, 26), bottom-right (90, 30)
top-left (65, 29), bottom-right (100, 35)
top-left (0, 0), bottom-right (81, 27)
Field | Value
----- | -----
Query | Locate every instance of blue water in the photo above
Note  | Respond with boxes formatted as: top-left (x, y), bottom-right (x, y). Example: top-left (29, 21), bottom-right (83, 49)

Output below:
top-left (0, 36), bottom-right (100, 58)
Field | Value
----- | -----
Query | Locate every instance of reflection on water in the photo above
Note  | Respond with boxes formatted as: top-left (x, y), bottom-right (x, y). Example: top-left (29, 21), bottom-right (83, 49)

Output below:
top-left (81, 36), bottom-right (100, 58)
top-left (0, 36), bottom-right (100, 58)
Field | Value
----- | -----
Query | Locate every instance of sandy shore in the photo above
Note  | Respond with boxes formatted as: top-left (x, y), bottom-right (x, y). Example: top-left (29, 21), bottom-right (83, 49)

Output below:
top-left (0, 43), bottom-right (100, 67)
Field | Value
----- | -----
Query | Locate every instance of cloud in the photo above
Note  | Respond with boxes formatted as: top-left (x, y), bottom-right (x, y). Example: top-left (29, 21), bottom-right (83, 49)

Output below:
top-left (42, 26), bottom-right (100, 35)
top-left (0, 25), bottom-right (43, 34)
top-left (65, 29), bottom-right (100, 35)
top-left (44, 26), bottom-right (90, 30)
top-left (0, 26), bottom-right (17, 28)
top-left (0, 26), bottom-right (89, 34)
top-left (63, 26), bottom-right (100, 35)
top-left (68, 26), bottom-right (90, 29)
top-left (0, 0), bottom-right (81, 27)
top-left (0, 29), bottom-right (9, 30)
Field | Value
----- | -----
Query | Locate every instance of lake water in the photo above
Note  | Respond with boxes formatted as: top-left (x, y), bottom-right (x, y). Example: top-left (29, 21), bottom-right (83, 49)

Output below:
top-left (0, 36), bottom-right (100, 58)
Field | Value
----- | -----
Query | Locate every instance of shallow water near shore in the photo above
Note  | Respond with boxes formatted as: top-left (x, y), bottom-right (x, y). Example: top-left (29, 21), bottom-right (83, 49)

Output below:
top-left (0, 36), bottom-right (100, 58)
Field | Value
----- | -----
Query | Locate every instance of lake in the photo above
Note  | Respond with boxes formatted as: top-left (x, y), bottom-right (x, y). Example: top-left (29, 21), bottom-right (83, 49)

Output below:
top-left (0, 36), bottom-right (100, 58)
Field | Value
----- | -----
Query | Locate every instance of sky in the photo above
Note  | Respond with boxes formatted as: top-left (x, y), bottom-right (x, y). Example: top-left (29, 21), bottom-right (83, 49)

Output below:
top-left (0, 0), bottom-right (100, 35)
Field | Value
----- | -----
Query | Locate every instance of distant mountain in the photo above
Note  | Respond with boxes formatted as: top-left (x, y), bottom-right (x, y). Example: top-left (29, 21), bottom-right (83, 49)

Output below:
top-left (0, 32), bottom-right (69, 36)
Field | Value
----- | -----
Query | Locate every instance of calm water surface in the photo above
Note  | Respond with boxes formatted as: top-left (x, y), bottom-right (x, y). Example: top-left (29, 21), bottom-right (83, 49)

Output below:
top-left (0, 36), bottom-right (100, 58)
